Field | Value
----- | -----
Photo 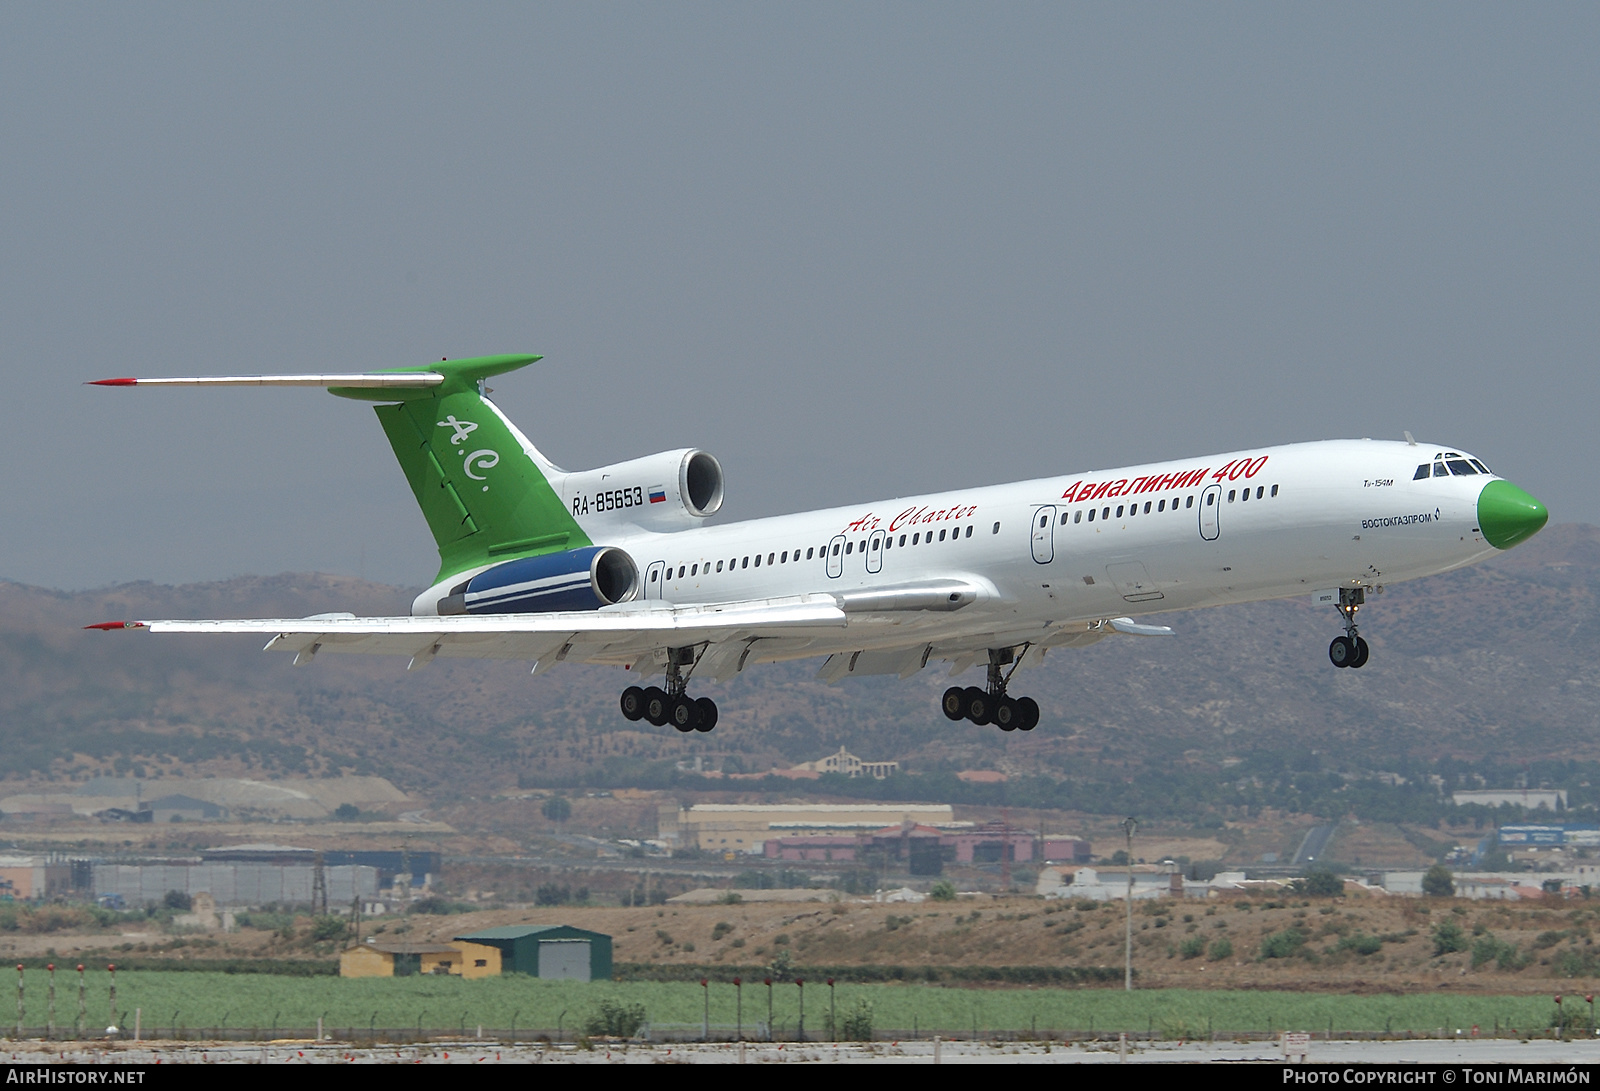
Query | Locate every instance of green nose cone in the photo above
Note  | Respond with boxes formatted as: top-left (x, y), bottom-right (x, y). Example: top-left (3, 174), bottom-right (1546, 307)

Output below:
top-left (1478, 479), bottom-right (1548, 550)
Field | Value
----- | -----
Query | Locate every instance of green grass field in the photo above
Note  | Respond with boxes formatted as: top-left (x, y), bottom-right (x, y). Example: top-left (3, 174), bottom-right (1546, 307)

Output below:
top-left (7, 969), bottom-right (1583, 1039)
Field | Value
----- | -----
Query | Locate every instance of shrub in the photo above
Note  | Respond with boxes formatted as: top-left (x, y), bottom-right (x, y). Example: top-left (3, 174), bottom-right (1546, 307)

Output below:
top-left (711, 921), bottom-right (734, 941)
top-left (1207, 938), bottom-right (1234, 961)
top-left (718, 892), bottom-right (743, 905)
top-left (1259, 929), bottom-right (1307, 960)
top-left (1179, 936), bottom-right (1205, 959)
top-left (333, 803), bottom-right (360, 820)
top-left (929, 881), bottom-right (956, 902)
top-left (1337, 933), bottom-right (1383, 956)
top-left (839, 998), bottom-right (874, 1041)
top-left (1432, 919), bottom-right (1469, 956)
top-left (584, 998), bottom-right (646, 1038)
top-left (310, 915), bottom-right (347, 942)
top-left (542, 796), bottom-right (572, 822)
top-left (163, 890), bottom-right (192, 911)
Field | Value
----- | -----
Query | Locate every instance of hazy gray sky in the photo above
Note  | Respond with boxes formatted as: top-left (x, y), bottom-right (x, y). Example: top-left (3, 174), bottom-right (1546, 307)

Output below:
top-left (3, 4), bottom-right (1595, 590)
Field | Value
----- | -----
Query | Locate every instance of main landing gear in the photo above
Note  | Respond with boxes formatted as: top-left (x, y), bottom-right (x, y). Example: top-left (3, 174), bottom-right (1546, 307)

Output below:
top-left (620, 647), bottom-right (718, 732)
top-left (1328, 587), bottom-right (1371, 669)
top-left (942, 647), bottom-right (1040, 731)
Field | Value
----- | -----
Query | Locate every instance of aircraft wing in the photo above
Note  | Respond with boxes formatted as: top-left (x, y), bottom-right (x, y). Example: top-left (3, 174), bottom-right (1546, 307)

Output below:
top-left (88, 593), bottom-right (849, 672)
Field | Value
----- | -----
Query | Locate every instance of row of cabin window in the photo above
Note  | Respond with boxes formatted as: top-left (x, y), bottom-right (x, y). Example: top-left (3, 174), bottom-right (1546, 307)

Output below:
top-left (659, 522), bottom-right (1001, 581)
top-left (1060, 485), bottom-right (1281, 525)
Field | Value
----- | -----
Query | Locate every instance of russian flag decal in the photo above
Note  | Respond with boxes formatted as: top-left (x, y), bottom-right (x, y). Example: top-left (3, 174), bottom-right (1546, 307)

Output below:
top-left (649, 485), bottom-right (667, 504)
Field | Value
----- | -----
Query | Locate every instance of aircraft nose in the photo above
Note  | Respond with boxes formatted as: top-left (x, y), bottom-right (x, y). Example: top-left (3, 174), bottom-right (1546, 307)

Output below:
top-left (1477, 479), bottom-right (1548, 550)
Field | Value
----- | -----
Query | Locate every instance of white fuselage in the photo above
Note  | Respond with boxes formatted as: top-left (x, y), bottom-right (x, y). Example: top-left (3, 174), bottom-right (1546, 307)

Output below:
top-left (425, 438), bottom-right (1493, 669)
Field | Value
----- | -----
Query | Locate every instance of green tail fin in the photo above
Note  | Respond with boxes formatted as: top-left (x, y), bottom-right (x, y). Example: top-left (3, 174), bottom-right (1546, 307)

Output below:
top-left (333, 355), bottom-right (591, 582)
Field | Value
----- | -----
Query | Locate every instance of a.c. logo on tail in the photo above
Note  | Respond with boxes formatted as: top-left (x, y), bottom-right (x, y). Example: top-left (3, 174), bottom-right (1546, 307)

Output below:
top-left (438, 416), bottom-right (499, 490)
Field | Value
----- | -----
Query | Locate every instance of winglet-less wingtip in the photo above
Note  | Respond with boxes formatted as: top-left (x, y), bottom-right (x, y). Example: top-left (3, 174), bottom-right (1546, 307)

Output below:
top-left (85, 621), bottom-right (145, 630)
top-left (88, 378), bottom-right (138, 386)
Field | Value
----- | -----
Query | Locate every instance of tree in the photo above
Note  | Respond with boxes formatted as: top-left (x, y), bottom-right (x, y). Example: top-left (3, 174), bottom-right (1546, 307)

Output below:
top-left (333, 803), bottom-right (359, 821)
top-left (1300, 868), bottom-right (1344, 897)
top-left (542, 796), bottom-right (572, 822)
top-left (1422, 864), bottom-right (1455, 898)
top-left (1432, 918), bottom-right (1468, 955)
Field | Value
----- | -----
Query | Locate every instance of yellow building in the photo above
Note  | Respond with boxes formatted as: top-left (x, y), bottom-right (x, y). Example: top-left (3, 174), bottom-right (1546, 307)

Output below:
top-left (340, 940), bottom-right (502, 979)
top-left (668, 803), bottom-right (956, 853)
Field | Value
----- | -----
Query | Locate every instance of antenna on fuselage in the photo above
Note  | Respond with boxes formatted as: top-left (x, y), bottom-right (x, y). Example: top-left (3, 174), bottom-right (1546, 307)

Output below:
top-left (1403, 431), bottom-right (1416, 446)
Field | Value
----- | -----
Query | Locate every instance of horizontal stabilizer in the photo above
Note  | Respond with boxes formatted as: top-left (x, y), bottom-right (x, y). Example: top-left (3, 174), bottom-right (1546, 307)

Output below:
top-left (88, 374), bottom-right (444, 389)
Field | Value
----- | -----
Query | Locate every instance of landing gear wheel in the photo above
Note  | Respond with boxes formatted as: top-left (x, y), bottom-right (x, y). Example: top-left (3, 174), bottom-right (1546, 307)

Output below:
top-left (994, 697), bottom-right (1020, 732)
top-left (963, 686), bottom-right (991, 725)
top-left (644, 686), bottom-right (670, 725)
top-left (1350, 636), bottom-right (1370, 669)
top-left (694, 697), bottom-right (718, 732)
top-left (1328, 636), bottom-right (1355, 668)
top-left (1016, 697), bottom-right (1040, 731)
top-left (669, 694), bottom-right (698, 732)
top-left (620, 686), bottom-right (646, 721)
top-left (941, 687), bottom-right (966, 721)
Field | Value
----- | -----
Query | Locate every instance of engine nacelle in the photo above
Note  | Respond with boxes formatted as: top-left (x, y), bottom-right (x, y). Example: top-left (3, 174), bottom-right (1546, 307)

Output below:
top-left (434, 546), bottom-right (639, 615)
top-left (559, 448), bottom-right (724, 531)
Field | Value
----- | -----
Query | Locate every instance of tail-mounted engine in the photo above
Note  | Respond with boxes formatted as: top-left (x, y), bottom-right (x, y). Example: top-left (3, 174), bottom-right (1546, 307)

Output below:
top-left (434, 545), bottom-right (639, 615)
top-left (560, 449), bottom-right (724, 531)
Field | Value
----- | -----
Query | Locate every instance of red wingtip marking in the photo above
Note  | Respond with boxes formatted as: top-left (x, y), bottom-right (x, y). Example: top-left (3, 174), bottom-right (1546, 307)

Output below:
top-left (85, 621), bottom-right (142, 630)
top-left (87, 378), bottom-right (138, 386)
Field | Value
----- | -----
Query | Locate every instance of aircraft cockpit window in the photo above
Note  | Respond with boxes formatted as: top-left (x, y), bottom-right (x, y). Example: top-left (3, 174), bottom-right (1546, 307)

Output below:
top-left (1433, 463), bottom-right (1449, 477)
top-left (1414, 465), bottom-right (1430, 480)
top-left (1447, 460), bottom-right (1476, 476)
top-left (1470, 459), bottom-right (1491, 474)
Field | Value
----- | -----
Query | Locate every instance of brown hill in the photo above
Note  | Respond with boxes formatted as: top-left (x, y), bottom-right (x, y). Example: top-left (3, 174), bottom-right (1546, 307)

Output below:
top-left (3, 525), bottom-right (1597, 794)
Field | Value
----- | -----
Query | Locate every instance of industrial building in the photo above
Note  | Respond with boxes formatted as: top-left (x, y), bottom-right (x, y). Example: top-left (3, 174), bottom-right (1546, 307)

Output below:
top-left (663, 802), bottom-right (957, 853)
top-left (91, 862), bottom-right (378, 906)
top-left (454, 925), bottom-right (613, 982)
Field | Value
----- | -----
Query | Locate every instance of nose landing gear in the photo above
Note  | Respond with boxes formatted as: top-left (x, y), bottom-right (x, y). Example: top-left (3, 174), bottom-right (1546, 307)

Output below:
top-left (620, 647), bottom-right (718, 731)
top-left (942, 647), bottom-right (1040, 730)
top-left (1327, 587), bottom-right (1371, 669)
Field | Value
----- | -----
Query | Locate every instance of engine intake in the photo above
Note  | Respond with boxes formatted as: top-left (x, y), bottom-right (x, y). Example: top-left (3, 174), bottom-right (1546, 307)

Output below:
top-left (437, 546), bottom-right (639, 615)
top-left (559, 448), bottom-right (724, 530)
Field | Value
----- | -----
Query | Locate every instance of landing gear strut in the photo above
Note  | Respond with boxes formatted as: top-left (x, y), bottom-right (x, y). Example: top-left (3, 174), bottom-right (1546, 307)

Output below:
top-left (942, 647), bottom-right (1040, 731)
top-left (621, 647), bottom-right (719, 731)
top-left (1328, 587), bottom-right (1371, 669)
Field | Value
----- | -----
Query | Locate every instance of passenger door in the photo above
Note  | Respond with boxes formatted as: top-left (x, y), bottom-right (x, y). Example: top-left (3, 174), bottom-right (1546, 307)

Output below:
top-left (865, 529), bottom-right (885, 574)
top-left (1031, 506), bottom-right (1056, 564)
top-left (645, 560), bottom-right (666, 600)
top-left (1199, 485), bottom-right (1221, 541)
top-left (826, 534), bottom-right (846, 579)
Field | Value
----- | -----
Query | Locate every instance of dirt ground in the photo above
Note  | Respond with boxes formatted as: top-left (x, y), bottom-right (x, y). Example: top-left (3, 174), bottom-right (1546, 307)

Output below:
top-left (9, 892), bottom-right (1600, 996)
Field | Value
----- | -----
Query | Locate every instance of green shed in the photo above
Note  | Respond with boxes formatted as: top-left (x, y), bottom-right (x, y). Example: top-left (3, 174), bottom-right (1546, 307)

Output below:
top-left (453, 924), bottom-right (612, 981)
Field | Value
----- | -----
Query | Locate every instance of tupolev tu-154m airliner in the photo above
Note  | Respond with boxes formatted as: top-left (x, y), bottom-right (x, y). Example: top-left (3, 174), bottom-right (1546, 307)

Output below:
top-left (88, 353), bottom-right (1549, 733)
